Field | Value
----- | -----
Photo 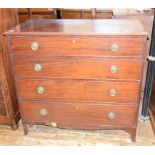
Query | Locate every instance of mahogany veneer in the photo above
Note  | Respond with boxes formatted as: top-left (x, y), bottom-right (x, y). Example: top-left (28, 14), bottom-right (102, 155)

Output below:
top-left (4, 19), bottom-right (148, 142)
top-left (12, 58), bottom-right (142, 80)
top-left (11, 36), bottom-right (144, 57)
top-left (17, 79), bottom-right (139, 103)
top-left (0, 8), bottom-right (20, 129)
top-left (59, 9), bottom-right (113, 19)
top-left (18, 8), bottom-right (57, 22)
top-left (21, 102), bottom-right (137, 127)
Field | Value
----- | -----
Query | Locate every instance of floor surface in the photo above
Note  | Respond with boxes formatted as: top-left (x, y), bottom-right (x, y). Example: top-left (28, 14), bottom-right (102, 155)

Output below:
top-left (0, 119), bottom-right (155, 145)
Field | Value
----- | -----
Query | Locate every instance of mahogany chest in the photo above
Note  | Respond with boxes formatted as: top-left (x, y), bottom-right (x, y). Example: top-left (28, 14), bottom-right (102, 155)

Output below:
top-left (4, 19), bottom-right (148, 142)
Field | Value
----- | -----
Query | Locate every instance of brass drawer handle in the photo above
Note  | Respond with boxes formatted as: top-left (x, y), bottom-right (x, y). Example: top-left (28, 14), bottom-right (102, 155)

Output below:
top-left (109, 89), bottom-right (116, 96)
top-left (37, 86), bottom-right (45, 94)
top-left (110, 65), bottom-right (118, 73)
top-left (34, 64), bottom-right (43, 72)
top-left (111, 43), bottom-right (120, 52)
top-left (108, 112), bottom-right (116, 119)
top-left (31, 42), bottom-right (39, 51)
top-left (40, 108), bottom-right (48, 116)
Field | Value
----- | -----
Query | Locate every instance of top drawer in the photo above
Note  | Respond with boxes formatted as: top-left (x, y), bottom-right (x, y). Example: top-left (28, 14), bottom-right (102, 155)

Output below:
top-left (10, 36), bottom-right (144, 57)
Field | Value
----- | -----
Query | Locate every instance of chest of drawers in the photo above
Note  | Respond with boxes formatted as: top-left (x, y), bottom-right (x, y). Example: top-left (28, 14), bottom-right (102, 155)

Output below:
top-left (5, 19), bottom-right (148, 142)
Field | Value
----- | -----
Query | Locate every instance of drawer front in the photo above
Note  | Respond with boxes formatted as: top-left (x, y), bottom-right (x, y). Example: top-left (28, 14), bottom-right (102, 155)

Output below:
top-left (16, 80), bottom-right (139, 103)
top-left (21, 101), bottom-right (137, 127)
top-left (13, 58), bottom-right (142, 80)
top-left (10, 36), bottom-right (143, 57)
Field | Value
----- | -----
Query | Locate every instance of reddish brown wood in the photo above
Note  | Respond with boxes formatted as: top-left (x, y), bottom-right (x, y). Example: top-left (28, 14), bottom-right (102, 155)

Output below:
top-left (10, 36), bottom-right (144, 57)
top-left (0, 8), bottom-right (20, 129)
top-left (23, 122), bottom-right (29, 135)
top-left (18, 8), bottom-right (57, 23)
top-left (21, 101), bottom-right (137, 127)
top-left (16, 79), bottom-right (140, 103)
top-left (60, 9), bottom-right (113, 19)
top-left (27, 9), bottom-right (31, 18)
top-left (60, 9), bottom-right (84, 19)
top-left (91, 8), bottom-right (96, 19)
top-left (0, 86), bottom-right (7, 116)
top-left (12, 58), bottom-right (142, 80)
top-left (4, 19), bottom-right (148, 142)
top-left (4, 19), bottom-right (147, 36)
top-left (125, 127), bottom-right (137, 142)
top-left (95, 9), bottom-right (113, 19)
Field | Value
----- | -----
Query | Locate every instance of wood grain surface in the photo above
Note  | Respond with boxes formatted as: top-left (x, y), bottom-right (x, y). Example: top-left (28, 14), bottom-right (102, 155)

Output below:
top-left (10, 36), bottom-right (144, 57)
top-left (21, 101), bottom-right (137, 127)
top-left (0, 8), bottom-right (20, 128)
top-left (16, 79), bottom-right (140, 103)
top-left (12, 58), bottom-right (142, 80)
top-left (4, 19), bottom-right (148, 35)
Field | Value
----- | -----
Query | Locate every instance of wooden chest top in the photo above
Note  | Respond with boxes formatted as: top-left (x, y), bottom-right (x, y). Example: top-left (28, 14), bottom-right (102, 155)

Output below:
top-left (4, 19), bottom-right (148, 36)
